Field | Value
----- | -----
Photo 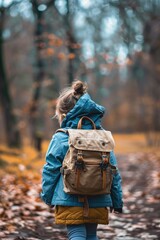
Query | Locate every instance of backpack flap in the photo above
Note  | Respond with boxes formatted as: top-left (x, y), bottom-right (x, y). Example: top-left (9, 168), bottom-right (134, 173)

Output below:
top-left (68, 129), bottom-right (115, 152)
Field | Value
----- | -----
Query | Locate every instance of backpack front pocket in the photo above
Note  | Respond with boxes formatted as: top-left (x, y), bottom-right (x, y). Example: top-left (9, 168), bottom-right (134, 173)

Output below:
top-left (63, 161), bottom-right (113, 195)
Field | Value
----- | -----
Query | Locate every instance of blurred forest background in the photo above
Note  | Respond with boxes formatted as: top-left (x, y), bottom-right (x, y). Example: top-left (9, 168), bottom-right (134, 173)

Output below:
top-left (0, 1), bottom-right (160, 239)
top-left (0, 0), bottom-right (159, 149)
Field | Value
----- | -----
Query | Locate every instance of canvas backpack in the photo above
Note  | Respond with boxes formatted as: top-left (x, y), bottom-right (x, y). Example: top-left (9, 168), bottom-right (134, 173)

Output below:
top-left (58, 116), bottom-right (117, 196)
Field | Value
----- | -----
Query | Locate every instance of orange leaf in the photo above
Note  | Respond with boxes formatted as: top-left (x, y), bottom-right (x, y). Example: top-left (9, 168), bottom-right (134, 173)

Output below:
top-left (68, 53), bottom-right (75, 59)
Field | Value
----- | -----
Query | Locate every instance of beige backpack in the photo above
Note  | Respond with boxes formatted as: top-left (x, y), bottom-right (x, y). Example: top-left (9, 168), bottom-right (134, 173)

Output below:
top-left (59, 116), bottom-right (117, 196)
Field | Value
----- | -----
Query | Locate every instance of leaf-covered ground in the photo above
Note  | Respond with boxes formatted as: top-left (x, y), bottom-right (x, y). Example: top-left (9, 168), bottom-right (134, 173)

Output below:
top-left (0, 136), bottom-right (160, 240)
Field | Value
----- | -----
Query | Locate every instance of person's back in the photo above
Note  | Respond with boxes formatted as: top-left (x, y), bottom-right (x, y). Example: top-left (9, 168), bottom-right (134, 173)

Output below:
top-left (41, 80), bottom-right (123, 240)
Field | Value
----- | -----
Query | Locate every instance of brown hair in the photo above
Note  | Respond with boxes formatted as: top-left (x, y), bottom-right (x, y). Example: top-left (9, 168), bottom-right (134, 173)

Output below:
top-left (56, 80), bottom-right (87, 117)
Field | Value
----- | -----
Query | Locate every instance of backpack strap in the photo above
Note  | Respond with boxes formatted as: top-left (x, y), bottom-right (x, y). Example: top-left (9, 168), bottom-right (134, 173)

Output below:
top-left (55, 129), bottom-right (68, 134)
top-left (77, 116), bottom-right (96, 129)
top-left (100, 152), bottom-right (110, 189)
top-left (78, 196), bottom-right (89, 217)
top-left (100, 152), bottom-right (118, 189)
top-left (75, 150), bottom-right (85, 189)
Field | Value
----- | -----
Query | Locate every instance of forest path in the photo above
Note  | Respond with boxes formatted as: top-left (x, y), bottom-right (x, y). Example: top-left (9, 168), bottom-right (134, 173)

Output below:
top-left (98, 152), bottom-right (160, 240)
top-left (0, 152), bottom-right (160, 240)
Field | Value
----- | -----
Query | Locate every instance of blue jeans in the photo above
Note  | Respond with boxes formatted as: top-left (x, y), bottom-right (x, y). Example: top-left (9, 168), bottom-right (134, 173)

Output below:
top-left (67, 223), bottom-right (99, 240)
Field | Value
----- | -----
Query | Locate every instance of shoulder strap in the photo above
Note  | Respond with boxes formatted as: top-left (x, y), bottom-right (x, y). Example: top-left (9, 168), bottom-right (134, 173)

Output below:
top-left (55, 129), bottom-right (68, 134)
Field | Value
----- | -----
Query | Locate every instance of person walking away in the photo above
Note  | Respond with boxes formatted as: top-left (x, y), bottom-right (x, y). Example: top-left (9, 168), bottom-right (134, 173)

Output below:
top-left (41, 80), bottom-right (123, 240)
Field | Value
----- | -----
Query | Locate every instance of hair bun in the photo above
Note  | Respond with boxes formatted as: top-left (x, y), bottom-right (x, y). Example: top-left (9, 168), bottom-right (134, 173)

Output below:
top-left (72, 80), bottom-right (87, 95)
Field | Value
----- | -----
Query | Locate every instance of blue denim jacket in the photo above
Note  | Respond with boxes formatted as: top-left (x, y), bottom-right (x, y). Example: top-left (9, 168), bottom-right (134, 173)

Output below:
top-left (41, 93), bottom-right (123, 209)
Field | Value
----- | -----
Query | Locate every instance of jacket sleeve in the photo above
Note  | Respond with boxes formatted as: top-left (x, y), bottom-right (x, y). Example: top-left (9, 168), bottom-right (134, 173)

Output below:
top-left (110, 151), bottom-right (123, 209)
top-left (40, 133), bottom-right (67, 205)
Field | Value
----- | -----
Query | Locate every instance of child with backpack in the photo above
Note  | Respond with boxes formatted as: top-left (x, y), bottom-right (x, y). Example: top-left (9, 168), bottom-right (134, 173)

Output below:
top-left (41, 80), bottom-right (123, 240)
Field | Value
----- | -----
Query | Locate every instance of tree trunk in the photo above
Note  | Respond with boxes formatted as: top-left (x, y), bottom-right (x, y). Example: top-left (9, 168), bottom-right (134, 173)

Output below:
top-left (0, 8), bottom-right (21, 147)
top-left (143, 16), bottom-right (160, 146)
top-left (66, 30), bottom-right (77, 84)
top-left (65, 0), bottom-right (81, 84)
top-left (29, 2), bottom-right (45, 145)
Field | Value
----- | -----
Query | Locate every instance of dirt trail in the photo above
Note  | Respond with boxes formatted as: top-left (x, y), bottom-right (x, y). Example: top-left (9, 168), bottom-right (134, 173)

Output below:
top-left (0, 152), bottom-right (160, 240)
top-left (98, 152), bottom-right (160, 240)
